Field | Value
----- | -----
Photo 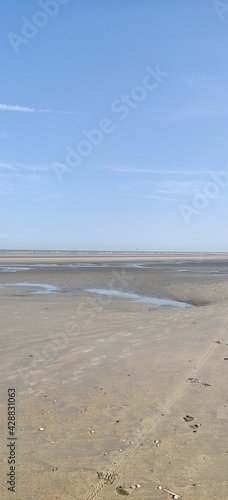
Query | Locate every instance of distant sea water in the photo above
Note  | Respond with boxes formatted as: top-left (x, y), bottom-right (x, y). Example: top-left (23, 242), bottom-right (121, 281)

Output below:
top-left (0, 249), bottom-right (228, 255)
top-left (0, 249), bottom-right (228, 259)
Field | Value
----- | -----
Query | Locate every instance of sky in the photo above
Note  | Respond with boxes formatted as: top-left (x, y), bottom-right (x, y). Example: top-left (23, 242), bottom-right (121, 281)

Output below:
top-left (0, 0), bottom-right (228, 251)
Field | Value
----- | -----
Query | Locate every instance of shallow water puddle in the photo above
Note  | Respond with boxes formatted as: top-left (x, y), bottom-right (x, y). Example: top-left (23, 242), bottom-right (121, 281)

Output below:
top-left (0, 283), bottom-right (58, 293)
top-left (0, 266), bottom-right (31, 273)
top-left (85, 288), bottom-right (192, 308)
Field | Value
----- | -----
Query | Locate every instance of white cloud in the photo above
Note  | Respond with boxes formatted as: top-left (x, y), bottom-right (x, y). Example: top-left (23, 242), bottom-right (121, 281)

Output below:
top-left (0, 132), bottom-right (9, 139)
top-left (0, 103), bottom-right (50, 113)
top-left (0, 104), bottom-right (71, 114)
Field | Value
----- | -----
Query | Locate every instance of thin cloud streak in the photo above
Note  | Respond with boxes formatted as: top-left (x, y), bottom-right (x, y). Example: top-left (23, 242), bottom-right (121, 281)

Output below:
top-left (124, 193), bottom-right (179, 202)
top-left (157, 180), bottom-right (207, 195)
top-left (0, 161), bottom-right (52, 172)
top-left (0, 104), bottom-right (71, 114)
top-left (0, 103), bottom-right (50, 113)
top-left (109, 167), bottom-right (213, 175)
top-left (0, 170), bottom-right (47, 195)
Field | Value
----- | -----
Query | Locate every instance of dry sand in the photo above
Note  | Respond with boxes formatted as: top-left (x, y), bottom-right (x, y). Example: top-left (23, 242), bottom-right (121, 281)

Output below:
top-left (0, 253), bottom-right (228, 499)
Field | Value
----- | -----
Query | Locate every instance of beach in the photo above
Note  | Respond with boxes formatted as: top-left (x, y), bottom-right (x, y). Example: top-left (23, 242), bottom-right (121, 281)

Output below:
top-left (0, 253), bottom-right (228, 499)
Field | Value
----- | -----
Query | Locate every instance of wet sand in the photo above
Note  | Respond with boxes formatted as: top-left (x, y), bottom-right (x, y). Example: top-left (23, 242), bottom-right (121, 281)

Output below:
top-left (0, 253), bottom-right (228, 499)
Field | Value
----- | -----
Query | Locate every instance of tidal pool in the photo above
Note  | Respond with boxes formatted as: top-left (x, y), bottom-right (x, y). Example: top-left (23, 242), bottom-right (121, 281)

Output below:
top-left (0, 266), bottom-right (31, 273)
top-left (0, 283), bottom-right (58, 293)
top-left (85, 288), bottom-right (192, 308)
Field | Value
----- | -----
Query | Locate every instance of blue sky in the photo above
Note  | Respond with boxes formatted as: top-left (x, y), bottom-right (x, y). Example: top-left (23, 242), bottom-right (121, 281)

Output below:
top-left (1, 0), bottom-right (228, 251)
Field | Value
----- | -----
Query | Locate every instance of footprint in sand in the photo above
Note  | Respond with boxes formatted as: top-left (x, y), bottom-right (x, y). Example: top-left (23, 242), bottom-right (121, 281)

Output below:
top-left (217, 404), bottom-right (228, 419)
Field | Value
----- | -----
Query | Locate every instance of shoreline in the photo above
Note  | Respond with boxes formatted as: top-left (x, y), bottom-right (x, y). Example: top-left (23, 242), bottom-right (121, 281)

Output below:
top-left (0, 251), bottom-right (228, 265)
